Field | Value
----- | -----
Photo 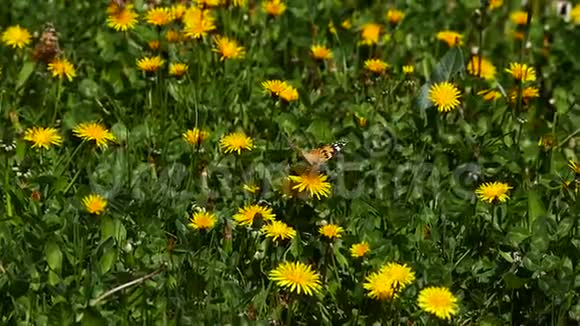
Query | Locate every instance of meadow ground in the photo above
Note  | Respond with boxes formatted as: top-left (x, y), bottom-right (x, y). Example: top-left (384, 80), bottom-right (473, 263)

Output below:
top-left (1, 0), bottom-right (580, 325)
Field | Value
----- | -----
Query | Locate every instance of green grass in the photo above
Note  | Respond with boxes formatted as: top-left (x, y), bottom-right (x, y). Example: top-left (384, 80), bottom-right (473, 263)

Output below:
top-left (1, 0), bottom-right (580, 325)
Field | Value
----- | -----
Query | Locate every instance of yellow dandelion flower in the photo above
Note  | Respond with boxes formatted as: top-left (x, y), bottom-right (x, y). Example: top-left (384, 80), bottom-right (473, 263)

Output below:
top-left (505, 62), bottom-right (536, 82)
top-left (386, 9), bottom-right (405, 25)
top-left (165, 29), bottom-right (181, 42)
top-left (232, 0), bottom-right (246, 7)
top-left (436, 30), bottom-right (463, 47)
top-left (328, 21), bottom-right (337, 35)
top-left (563, 180), bottom-right (579, 193)
top-left (171, 4), bottom-right (187, 20)
top-left (510, 11), bottom-right (529, 25)
top-left (107, 5), bottom-right (138, 31)
top-left (569, 160), bottom-right (580, 174)
top-left (279, 85), bottom-right (299, 102)
top-left (477, 89), bottom-right (502, 101)
top-left (310, 45), bottom-right (332, 60)
top-left (23, 127), bottom-right (62, 149)
top-left (467, 56), bottom-right (496, 80)
top-left (380, 262), bottom-right (416, 290)
top-left (355, 113), bottom-right (368, 128)
top-left (183, 8), bottom-right (216, 39)
top-left (106, 2), bottom-right (122, 14)
top-left (364, 270), bottom-right (395, 300)
top-left (213, 36), bottom-right (245, 60)
top-left (136, 56), bottom-right (164, 73)
top-left (360, 23), bottom-right (381, 45)
top-left (146, 7), bottom-right (173, 26)
top-left (196, 0), bottom-right (222, 8)
top-left (262, 80), bottom-right (289, 96)
top-left (233, 204), bottom-right (275, 226)
top-left (403, 65), bottom-right (414, 74)
top-left (269, 261), bottom-right (322, 295)
top-left (262, 220), bottom-right (296, 241)
top-left (189, 209), bottom-right (217, 230)
top-left (73, 122), bottom-right (116, 148)
top-left (429, 82), bottom-right (461, 112)
top-left (489, 0), bottom-right (503, 10)
top-left (364, 58), bottom-right (389, 73)
top-left (243, 183), bottom-right (260, 193)
top-left (148, 40), bottom-right (160, 51)
top-left (319, 223), bottom-right (344, 240)
top-left (1, 25), bottom-right (31, 49)
top-left (288, 172), bottom-right (331, 199)
top-left (572, 5), bottom-right (580, 24)
top-left (509, 86), bottom-right (539, 103)
top-left (182, 128), bottom-right (209, 146)
top-left (476, 181), bottom-right (512, 203)
top-left (47, 57), bottom-right (77, 81)
top-left (417, 286), bottom-right (459, 320)
top-left (350, 241), bottom-right (370, 258)
top-left (220, 132), bottom-right (253, 154)
top-left (82, 194), bottom-right (107, 215)
top-left (262, 0), bottom-right (286, 17)
top-left (341, 19), bottom-right (352, 29)
top-left (169, 63), bottom-right (188, 77)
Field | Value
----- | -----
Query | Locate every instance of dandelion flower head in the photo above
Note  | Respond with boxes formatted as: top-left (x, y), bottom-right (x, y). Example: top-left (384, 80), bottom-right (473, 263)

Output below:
top-left (269, 261), bottom-right (322, 295)
top-left (262, 220), bottom-right (296, 241)
top-left (220, 132), bottom-right (253, 154)
top-left (24, 127), bottom-right (62, 149)
top-left (73, 122), bottom-right (116, 148)
top-left (319, 223), bottom-right (344, 240)
top-left (288, 172), bottom-right (332, 199)
top-left (82, 194), bottom-right (108, 215)
top-left (213, 36), bottom-right (245, 60)
top-left (107, 4), bottom-right (138, 31)
top-left (233, 204), bottom-right (275, 226)
top-left (1, 25), bottom-right (31, 49)
top-left (467, 56), bottom-right (496, 80)
top-left (505, 62), bottom-right (536, 82)
top-left (417, 286), bottom-right (459, 320)
top-left (475, 181), bottom-right (512, 203)
top-left (350, 241), bottom-right (370, 258)
top-left (189, 209), bottom-right (218, 230)
top-left (429, 82), bottom-right (461, 112)
top-left (436, 30), bottom-right (463, 47)
top-left (364, 59), bottom-right (389, 73)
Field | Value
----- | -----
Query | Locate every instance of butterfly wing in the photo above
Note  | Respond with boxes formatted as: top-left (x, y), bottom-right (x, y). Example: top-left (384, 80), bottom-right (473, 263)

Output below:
top-left (289, 138), bottom-right (347, 167)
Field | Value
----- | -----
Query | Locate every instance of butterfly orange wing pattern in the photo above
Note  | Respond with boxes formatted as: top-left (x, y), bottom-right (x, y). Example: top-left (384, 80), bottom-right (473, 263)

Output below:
top-left (296, 140), bottom-right (347, 168)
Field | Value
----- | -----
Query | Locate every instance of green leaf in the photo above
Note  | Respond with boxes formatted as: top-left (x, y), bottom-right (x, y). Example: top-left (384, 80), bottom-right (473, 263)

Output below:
top-left (431, 47), bottom-right (465, 82)
top-left (503, 272), bottom-right (526, 289)
top-left (416, 82), bottom-right (432, 110)
top-left (101, 216), bottom-right (115, 241)
top-left (16, 61), bottom-right (35, 89)
top-left (274, 112), bottom-right (298, 135)
top-left (527, 189), bottom-right (546, 227)
top-left (81, 309), bottom-right (107, 326)
top-left (78, 79), bottom-right (102, 98)
top-left (45, 241), bottom-right (63, 272)
top-left (416, 47), bottom-right (465, 110)
top-left (306, 119), bottom-right (332, 142)
top-left (498, 250), bottom-right (514, 263)
top-left (506, 226), bottom-right (530, 247)
top-left (99, 247), bottom-right (117, 274)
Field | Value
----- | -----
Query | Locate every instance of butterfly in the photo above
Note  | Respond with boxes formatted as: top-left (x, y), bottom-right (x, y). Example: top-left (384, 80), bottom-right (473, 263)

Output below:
top-left (289, 139), bottom-right (347, 171)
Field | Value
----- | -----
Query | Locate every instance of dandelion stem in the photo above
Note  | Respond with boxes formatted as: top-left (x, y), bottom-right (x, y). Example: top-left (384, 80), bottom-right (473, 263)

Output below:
top-left (3, 156), bottom-right (13, 218)
top-left (51, 79), bottom-right (63, 124)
